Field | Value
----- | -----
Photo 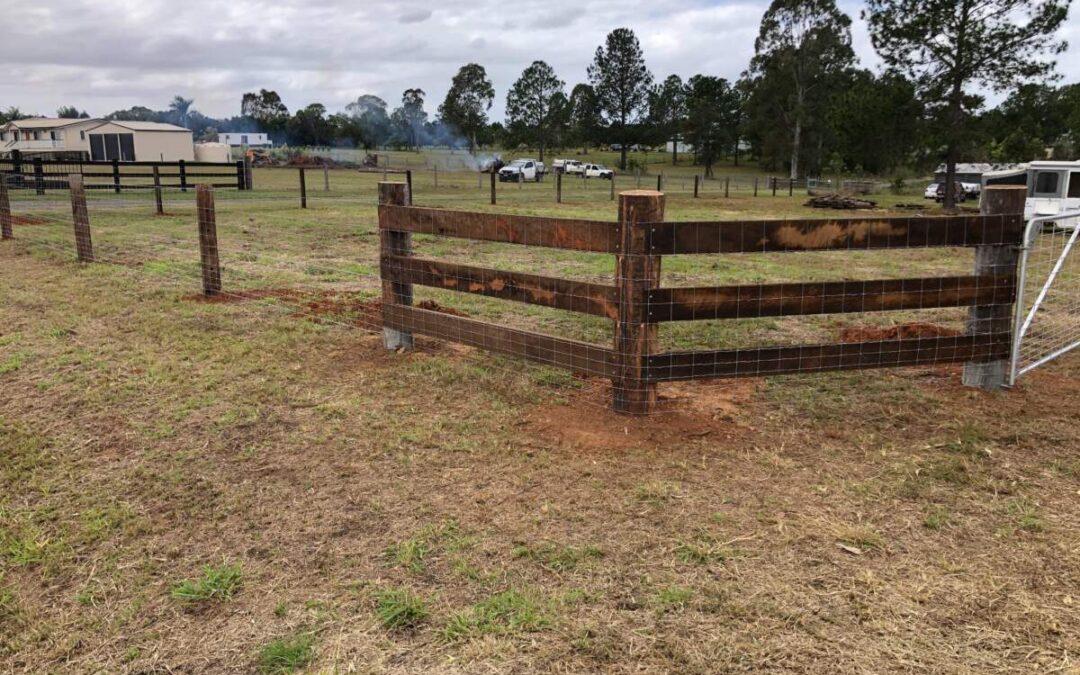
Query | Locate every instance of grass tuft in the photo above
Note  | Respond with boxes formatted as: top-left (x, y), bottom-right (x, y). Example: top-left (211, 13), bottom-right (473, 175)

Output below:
top-left (442, 590), bottom-right (549, 642)
top-left (170, 563), bottom-right (243, 603)
top-left (374, 587), bottom-right (428, 631)
top-left (258, 633), bottom-right (314, 674)
top-left (512, 542), bottom-right (603, 571)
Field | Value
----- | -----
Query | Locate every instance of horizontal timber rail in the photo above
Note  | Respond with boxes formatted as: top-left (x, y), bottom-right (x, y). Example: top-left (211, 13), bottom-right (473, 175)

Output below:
top-left (377, 182), bottom-right (1029, 414)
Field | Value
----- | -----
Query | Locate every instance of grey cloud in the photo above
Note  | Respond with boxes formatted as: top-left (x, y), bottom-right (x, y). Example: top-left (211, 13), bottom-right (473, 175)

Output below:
top-left (399, 9), bottom-right (433, 23)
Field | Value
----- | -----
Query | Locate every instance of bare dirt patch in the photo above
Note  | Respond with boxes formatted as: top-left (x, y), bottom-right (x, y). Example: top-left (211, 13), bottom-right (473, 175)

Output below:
top-left (525, 378), bottom-right (759, 451)
top-left (9, 215), bottom-right (49, 226)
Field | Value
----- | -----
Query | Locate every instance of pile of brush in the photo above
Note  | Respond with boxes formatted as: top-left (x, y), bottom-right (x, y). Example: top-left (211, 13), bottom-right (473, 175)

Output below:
top-left (805, 193), bottom-right (878, 210)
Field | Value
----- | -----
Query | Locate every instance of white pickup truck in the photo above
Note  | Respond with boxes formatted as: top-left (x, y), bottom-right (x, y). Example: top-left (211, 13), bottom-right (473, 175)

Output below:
top-left (498, 159), bottom-right (546, 183)
top-left (583, 163), bottom-right (614, 180)
top-left (553, 159), bottom-right (584, 175)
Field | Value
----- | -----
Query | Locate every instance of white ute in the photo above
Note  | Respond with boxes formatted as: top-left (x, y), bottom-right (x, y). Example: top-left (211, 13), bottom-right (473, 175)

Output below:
top-left (499, 159), bottom-right (546, 183)
top-left (583, 163), bottom-right (614, 180)
top-left (553, 159), bottom-right (583, 175)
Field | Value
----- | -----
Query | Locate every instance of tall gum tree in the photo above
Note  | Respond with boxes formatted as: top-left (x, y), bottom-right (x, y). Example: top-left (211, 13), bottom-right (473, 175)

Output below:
top-left (748, 0), bottom-right (855, 179)
top-left (506, 61), bottom-right (566, 163)
top-left (439, 64), bottom-right (495, 155)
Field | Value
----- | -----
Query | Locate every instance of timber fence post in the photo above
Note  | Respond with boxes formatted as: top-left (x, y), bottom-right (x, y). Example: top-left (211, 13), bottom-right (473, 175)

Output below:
top-left (556, 171), bottom-right (562, 204)
top-left (693, 174), bottom-right (700, 198)
top-left (196, 185), bottom-right (222, 296)
top-left (299, 168), bottom-right (307, 208)
top-left (613, 189), bottom-right (664, 415)
top-left (490, 170), bottom-right (496, 205)
top-left (379, 182), bottom-right (414, 351)
top-left (34, 158), bottom-right (45, 196)
top-left (323, 164), bottom-right (330, 192)
top-left (963, 185), bottom-right (1026, 390)
top-left (0, 176), bottom-right (12, 240)
top-left (153, 166), bottom-right (164, 215)
top-left (68, 174), bottom-right (93, 262)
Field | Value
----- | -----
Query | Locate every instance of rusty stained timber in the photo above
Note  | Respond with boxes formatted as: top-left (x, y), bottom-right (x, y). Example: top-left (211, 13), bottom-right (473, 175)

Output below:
top-left (381, 255), bottom-right (619, 319)
top-left (379, 204), bottom-right (619, 252)
top-left (642, 214), bottom-right (1026, 254)
top-left (647, 274), bottom-right (1017, 322)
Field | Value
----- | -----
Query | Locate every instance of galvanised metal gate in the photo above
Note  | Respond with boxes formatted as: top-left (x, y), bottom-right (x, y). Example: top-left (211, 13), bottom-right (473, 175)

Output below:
top-left (1010, 210), bottom-right (1080, 384)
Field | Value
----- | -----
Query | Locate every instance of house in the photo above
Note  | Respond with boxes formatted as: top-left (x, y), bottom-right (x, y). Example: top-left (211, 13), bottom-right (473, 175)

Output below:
top-left (218, 132), bottom-right (272, 148)
top-left (0, 118), bottom-right (101, 159)
top-left (0, 118), bottom-right (195, 162)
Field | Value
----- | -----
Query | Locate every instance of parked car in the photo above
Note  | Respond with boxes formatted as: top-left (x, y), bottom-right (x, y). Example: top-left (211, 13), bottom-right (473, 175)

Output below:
top-left (552, 159), bottom-right (583, 175)
top-left (927, 180), bottom-right (980, 199)
top-left (935, 181), bottom-right (967, 203)
top-left (498, 159), bottom-right (546, 182)
top-left (583, 163), bottom-right (614, 180)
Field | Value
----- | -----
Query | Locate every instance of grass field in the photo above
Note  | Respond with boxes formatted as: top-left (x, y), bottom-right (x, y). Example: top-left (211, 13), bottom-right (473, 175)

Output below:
top-left (1, 161), bottom-right (1078, 673)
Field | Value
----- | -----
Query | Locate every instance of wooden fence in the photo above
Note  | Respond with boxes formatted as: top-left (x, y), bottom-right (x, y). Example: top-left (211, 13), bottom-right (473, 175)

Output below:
top-left (0, 157), bottom-right (249, 194)
top-left (379, 183), bottom-right (1027, 414)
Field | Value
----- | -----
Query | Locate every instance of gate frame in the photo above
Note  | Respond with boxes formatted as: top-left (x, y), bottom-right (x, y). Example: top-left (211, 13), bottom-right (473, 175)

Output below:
top-left (1009, 209), bottom-right (1080, 386)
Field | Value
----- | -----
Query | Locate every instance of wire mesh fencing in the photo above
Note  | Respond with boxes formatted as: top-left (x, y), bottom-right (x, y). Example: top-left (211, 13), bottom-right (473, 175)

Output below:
top-left (1011, 210), bottom-right (1080, 383)
top-left (0, 175), bottom-right (1042, 417)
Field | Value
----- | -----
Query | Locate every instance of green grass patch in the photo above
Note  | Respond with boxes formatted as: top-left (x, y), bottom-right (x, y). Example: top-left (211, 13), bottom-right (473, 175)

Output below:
top-left (258, 632), bottom-right (314, 674)
top-left (512, 541), bottom-right (603, 572)
top-left (442, 590), bottom-right (550, 642)
top-left (655, 585), bottom-right (693, 613)
top-left (170, 563), bottom-right (243, 603)
top-left (374, 587), bottom-right (428, 631)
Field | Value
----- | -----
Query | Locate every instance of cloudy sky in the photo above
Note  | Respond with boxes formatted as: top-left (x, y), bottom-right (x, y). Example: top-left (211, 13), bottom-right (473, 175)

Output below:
top-left (3, 0), bottom-right (1078, 121)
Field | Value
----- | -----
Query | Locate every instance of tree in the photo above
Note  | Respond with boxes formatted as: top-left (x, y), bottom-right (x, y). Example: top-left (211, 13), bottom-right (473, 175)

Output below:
top-left (393, 89), bottom-right (428, 151)
top-left (647, 75), bottom-right (687, 163)
top-left (747, 0), bottom-right (855, 179)
top-left (982, 83), bottom-right (1071, 162)
top-left (56, 106), bottom-right (89, 119)
top-left (683, 76), bottom-right (741, 178)
top-left (568, 84), bottom-right (603, 154)
top-left (168, 96), bottom-right (195, 129)
top-left (827, 70), bottom-right (923, 173)
top-left (344, 95), bottom-right (391, 149)
top-left (438, 64), bottom-right (495, 154)
top-left (287, 103), bottom-right (333, 146)
top-left (105, 106), bottom-right (160, 122)
top-left (587, 28), bottom-right (653, 170)
top-left (506, 61), bottom-right (566, 162)
top-left (0, 107), bottom-right (28, 125)
top-left (865, 0), bottom-right (1068, 208)
top-left (241, 89), bottom-right (289, 140)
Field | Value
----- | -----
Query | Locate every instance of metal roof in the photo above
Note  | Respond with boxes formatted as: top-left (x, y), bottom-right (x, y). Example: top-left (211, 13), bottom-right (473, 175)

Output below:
top-left (3, 117), bottom-right (100, 129)
top-left (88, 120), bottom-right (191, 133)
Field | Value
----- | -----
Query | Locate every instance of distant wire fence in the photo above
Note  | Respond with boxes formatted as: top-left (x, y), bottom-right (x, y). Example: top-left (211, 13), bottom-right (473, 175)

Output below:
top-left (0, 157), bottom-right (249, 193)
top-left (1, 174), bottom-right (1031, 416)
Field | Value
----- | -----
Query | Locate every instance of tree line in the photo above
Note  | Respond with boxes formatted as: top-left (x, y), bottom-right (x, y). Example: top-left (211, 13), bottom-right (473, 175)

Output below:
top-left (2, 0), bottom-right (1071, 206)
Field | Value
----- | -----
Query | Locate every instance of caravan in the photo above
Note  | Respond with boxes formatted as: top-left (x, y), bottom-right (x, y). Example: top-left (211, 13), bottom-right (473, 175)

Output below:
top-left (1025, 161), bottom-right (1080, 228)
